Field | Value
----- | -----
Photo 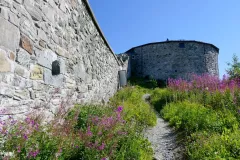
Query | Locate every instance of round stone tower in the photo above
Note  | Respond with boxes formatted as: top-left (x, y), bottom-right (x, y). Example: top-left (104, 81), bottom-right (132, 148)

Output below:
top-left (125, 40), bottom-right (219, 80)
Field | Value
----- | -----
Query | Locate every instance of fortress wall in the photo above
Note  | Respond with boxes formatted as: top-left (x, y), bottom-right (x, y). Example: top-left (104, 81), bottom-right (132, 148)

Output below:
top-left (0, 0), bottom-right (121, 118)
top-left (126, 41), bottom-right (219, 80)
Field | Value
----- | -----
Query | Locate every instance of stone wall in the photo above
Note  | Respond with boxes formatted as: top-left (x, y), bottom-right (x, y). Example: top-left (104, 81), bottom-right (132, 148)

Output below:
top-left (0, 0), bottom-right (121, 118)
top-left (125, 41), bottom-right (219, 80)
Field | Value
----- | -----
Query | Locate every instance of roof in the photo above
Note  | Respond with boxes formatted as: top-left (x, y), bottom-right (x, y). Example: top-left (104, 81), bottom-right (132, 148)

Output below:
top-left (125, 40), bottom-right (219, 53)
top-left (82, 0), bottom-right (123, 66)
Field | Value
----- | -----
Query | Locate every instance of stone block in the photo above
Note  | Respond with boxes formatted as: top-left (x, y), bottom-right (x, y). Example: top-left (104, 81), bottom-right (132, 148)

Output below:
top-left (0, 17), bottom-right (20, 52)
top-left (0, 50), bottom-right (12, 72)
top-left (42, 4), bottom-right (55, 22)
top-left (51, 34), bottom-right (59, 44)
top-left (73, 62), bottom-right (86, 81)
top-left (13, 75), bottom-right (32, 88)
top-left (16, 48), bottom-right (31, 68)
top-left (32, 81), bottom-right (46, 91)
top-left (14, 0), bottom-right (23, 4)
top-left (9, 11), bottom-right (19, 27)
top-left (0, 84), bottom-right (15, 98)
top-left (0, 1), bottom-right (12, 8)
top-left (39, 40), bottom-right (46, 48)
top-left (9, 52), bottom-right (15, 61)
top-left (59, 1), bottom-right (66, 13)
top-left (37, 29), bottom-right (48, 42)
top-left (14, 65), bottom-right (30, 78)
top-left (36, 49), bottom-right (57, 69)
top-left (48, 0), bottom-right (56, 8)
top-left (30, 64), bottom-right (43, 80)
top-left (70, 0), bottom-right (78, 8)
top-left (66, 76), bottom-right (76, 88)
top-left (20, 35), bottom-right (33, 54)
top-left (76, 84), bottom-right (88, 93)
top-left (44, 68), bottom-right (64, 87)
top-left (0, 7), bottom-right (8, 20)
top-left (56, 46), bottom-right (69, 58)
top-left (19, 17), bottom-right (37, 41)
top-left (14, 89), bottom-right (29, 100)
top-left (24, 0), bottom-right (42, 21)
top-left (0, 73), bottom-right (14, 85)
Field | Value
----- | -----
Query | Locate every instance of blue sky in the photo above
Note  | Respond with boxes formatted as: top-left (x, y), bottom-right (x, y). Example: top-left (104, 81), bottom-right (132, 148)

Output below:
top-left (88, 0), bottom-right (240, 77)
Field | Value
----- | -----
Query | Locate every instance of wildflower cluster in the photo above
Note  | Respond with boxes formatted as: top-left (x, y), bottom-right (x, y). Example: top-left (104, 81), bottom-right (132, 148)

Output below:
top-left (151, 73), bottom-right (240, 159)
top-left (0, 106), bottom-right (131, 160)
top-left (168, 74), bottom-right (240, 92)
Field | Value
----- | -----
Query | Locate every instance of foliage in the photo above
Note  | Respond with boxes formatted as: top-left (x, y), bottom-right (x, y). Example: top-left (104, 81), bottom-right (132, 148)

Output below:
top-left (226, 54), bottom-right (240, 79)
top-left (161, 101), bottom-right (239, 135)
top-left (128, 77), bottom-right (158, 89)
top-left (150, 74), bottom-right (240, 159)
top-left (110, 86), bottom-right (157, 127)
top-left (188, 130), bottom-right (240, 159)
top-left (150, 89), bottom-right (174, 112)
top-left (0, 86), bottom-right (155, 159)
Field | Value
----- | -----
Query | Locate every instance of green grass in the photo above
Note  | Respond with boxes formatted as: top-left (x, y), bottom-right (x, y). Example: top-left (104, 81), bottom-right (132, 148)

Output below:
top-left (110, 86), bottom-right (157, 127)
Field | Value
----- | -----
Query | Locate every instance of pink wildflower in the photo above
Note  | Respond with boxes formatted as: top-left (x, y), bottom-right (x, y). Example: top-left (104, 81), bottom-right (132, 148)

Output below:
top-left (98, 143), bottom-right (105, 151)
top-left (117, 106), bottom-right (123, 112)
top-left (86, 126), bottom-right (92, 137)
top-left (17, 146), bottom-right (21, 153)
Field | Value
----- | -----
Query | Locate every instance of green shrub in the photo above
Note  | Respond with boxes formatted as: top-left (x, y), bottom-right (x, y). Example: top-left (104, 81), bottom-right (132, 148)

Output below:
top-left (128, 77), bottom-right (158, 89)
top-left (150, 88), bottom-right (174, 112)
top-left (110, 86), bottom-right (157, 127)
top-left (71, 105), bottom-right (112, 130)
top-left (188, 130), bottom-right (240, 159)
top-left (161, 101), bottom-right (239, 134)
top-left (116, 131), bottom-right (153, 160)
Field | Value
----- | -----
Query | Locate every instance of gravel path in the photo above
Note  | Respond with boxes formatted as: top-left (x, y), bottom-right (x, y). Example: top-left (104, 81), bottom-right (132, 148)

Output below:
top-left (142, 94), bottom-right (183, 160)
top-left (145, 113), bottom-right (183, 160)
top-left (145, 115), bottom-right (184, 160)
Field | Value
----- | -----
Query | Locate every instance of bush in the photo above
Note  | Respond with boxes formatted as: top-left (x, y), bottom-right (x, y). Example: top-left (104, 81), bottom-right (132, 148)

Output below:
top-left (150, 89), bottom-right (174, 112)
top-left (110, 86), bottom-right (157, 127)
top-left (116, 131), bottom-right (153, 160)
top-left (188, 130), bottom-right (240, 159)
top-left (161, 101), bottom-right (239, 135)
top-left (128, 77), bottom-right (158, 89)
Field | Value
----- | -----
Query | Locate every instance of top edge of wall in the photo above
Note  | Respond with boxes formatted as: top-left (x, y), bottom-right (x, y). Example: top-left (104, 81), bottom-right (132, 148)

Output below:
top-left (82, 0), bottom-right (123, 66)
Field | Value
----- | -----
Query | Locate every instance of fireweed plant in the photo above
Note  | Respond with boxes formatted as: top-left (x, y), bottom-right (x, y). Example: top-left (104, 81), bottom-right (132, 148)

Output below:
top-left (150, 74), bottom-right (240, 159)
top-left (0, 87), bottom-right (155, 159)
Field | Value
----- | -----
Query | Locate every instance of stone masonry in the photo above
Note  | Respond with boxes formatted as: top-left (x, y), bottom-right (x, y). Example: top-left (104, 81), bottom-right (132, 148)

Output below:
top-left (0, 0), bottom-right (122, 118)
top-left (121, 40), bottom-right (219, 80)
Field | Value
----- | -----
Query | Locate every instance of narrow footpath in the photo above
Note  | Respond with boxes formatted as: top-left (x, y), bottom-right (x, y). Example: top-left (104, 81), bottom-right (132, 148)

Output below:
top-left (145, 115), bottom-right (183, 160)
top-left (143, 94), bottom-right (184, 160)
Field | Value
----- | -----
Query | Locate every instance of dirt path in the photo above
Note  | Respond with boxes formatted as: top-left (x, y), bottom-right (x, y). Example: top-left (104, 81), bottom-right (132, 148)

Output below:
top-left (142, 94), bottom-right (183, 160)
top-left (145, 115), bottom-right (183, 160)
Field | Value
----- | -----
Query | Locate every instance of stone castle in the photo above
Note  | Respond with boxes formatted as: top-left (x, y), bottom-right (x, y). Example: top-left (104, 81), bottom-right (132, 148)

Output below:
top-left (121, 40), bottom-right (219, 80)
top-left (0, 0), bottom-right (219, 118)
